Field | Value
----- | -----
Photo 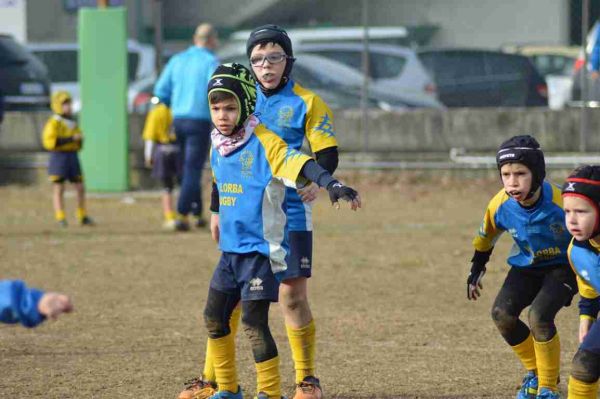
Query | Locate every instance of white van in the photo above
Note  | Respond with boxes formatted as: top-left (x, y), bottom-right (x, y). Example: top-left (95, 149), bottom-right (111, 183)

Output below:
top-left (27, 40), bottom-right (155, 113)
top-left (219, 26), bottom-right (409, 59)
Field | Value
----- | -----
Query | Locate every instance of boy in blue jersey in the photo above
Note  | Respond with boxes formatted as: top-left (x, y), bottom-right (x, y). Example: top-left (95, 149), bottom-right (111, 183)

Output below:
top-left (467, 135), bottom-right (575, 399)
top-left (561, 166), bottom-right (600, 398)
top-left (0, 280), bottom-right (73, 327)
top-left (195, 63), bottom-right (359, 399)
top-left (185, 25), bottom-right (341, 399)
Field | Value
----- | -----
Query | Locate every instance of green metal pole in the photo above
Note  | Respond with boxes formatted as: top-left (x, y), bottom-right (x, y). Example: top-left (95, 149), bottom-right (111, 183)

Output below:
top-left (78, 7), bottom-right (129, 191)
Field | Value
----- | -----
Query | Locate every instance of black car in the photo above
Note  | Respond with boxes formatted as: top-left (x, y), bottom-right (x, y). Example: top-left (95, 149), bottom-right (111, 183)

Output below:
top-left (417, 49), bottom-right (548, 107)
top-left (0, 35), bottom-right (50, 111)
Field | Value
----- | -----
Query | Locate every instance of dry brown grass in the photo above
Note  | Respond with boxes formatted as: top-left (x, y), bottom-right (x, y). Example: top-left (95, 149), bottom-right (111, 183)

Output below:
top-left (0, 173), bottom-right (580, 398)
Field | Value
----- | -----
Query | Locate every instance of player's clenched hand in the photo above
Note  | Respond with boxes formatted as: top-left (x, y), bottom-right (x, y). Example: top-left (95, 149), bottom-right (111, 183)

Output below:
top-left (210, 213), bottom-right (220, 243)
top-left (326, 182), bottom-right (361, 211)
top-left (297, 182), bottom-right (319, 203)
top-left (579, 317), bottom-right (594, 343)
top-left (467, 263), bottom-right (486, 300)
top-left (38, 292), bottom-right (73, 320)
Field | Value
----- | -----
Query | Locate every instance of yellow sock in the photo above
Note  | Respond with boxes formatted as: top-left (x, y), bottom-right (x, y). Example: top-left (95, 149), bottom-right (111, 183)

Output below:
top-left (76, 207), bottom-right (86, 221)
top-left (55, 209), bottom-right (66, 221)
top-left (568, 376), bottom-right (599, 399)
top-left (203, 305), bottom-right (241, 382)
top-left (286, 320), bottom-right (316, 383)
top-left (207, 333), bottom-right (237, 392)
top-left (511, 332), bottom-right (537, 371)
top-left (255, 356), bottom-right (280, 398)
top-left (534, 334), bottom-right (560, 390)
top-left (164, 210), bottom-right (176, 221)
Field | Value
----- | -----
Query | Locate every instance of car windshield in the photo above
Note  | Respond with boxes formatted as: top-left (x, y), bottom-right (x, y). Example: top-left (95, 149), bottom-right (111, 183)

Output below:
top-left (0, 36), bottom-right (31, 66)
top-left (31, 49), bottom-right (139, 83)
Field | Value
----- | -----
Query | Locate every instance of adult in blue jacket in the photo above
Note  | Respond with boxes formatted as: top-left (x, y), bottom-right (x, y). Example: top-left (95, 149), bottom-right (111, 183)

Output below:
top-left (0, 280), bottom-right (73, 327)
top-left (154, 23), bottom-right (219, 231)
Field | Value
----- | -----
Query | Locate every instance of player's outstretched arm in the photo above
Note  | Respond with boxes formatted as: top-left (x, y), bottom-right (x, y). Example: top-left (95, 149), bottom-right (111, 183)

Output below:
top-left (0, 280), bottom-right (73, 327)
top-left (300, 160), bottom-right (360, 211)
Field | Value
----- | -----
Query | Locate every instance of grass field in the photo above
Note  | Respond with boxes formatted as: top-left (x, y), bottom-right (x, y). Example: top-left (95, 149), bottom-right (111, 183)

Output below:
top-left (0, 172), bottom-right (582, 398)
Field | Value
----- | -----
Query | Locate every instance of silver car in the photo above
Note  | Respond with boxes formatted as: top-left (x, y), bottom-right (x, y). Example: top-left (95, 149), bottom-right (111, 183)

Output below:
top-left (298, 42), bottom-right (443, 108)
top-left (222, 52), bottom-right (441, 110)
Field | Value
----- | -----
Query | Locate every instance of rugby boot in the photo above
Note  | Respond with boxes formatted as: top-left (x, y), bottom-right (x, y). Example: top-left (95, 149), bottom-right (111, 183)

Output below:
top-left (254, 393), bottom-right (287, 399)
top-left (178, 377), bottom-right (217, 399)
top-left (163, 219), bottom-right (177, 231)
top-left (57, 219), bottom-right (68, 228)
top-left (79, 216), bottom-right (95, 226)
top-left (195, 217), bottom-right (207, 228)
top-left (208, 387), bottom-right (243, 399)
top-left (516, 371), bottom-right (538, 399)
top-left (293, 376), bottom-right (322, 399)
top-left (174, 219), bottom-right (190, 232)
top-left (536, 387), bottom-right (561, 399)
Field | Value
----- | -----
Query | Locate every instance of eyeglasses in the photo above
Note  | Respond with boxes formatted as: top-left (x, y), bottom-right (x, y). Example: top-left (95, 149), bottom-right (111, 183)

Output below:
top-left (249, 53), bottom-right (289, 67)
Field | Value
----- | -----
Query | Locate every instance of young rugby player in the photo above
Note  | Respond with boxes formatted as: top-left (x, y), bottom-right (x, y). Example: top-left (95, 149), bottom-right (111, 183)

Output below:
top-left (42, 91), bottom-right (93, 227)
top-left (142, 100), bottom-right (181, 230)
top-left (182, 25), bottom-right (342, 399)
top-left (468, 135), bottom-right (575, 399)
top-left (191, 63), bottom-right (359, 399)
top-left (561, 166), bottom-right (600, 398)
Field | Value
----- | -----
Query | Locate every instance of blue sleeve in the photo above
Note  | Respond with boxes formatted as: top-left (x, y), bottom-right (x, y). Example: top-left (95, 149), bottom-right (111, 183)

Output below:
top-left (592, 26), bottom-right (600, 72)
top-left (0, 280), bottom-right (45, 328)
top-left (154, 58), bottom-right (176, 106)
top-left (579, 295), bottom-right (600, 318)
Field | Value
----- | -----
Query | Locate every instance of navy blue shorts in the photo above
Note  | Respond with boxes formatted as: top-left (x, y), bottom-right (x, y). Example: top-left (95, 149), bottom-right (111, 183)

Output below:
top-left (581, 318), bottom-right (600, 354)
top-left (277, 231), bottom-right (313, 281)
top-left (152, 143), bottom-right (182, 189)
top-left (210, 252), bottom-right (279, 302)
top-left (48, 152), bottom-right (82, 183)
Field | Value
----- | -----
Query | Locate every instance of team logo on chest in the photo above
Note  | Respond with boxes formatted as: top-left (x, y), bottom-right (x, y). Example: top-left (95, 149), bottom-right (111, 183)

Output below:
top-left (549, 223), bottom-right (566, 237)
top-left (239, 149), bottom-right (254, 178)
top-left (278, 106), bottom-right (294, 128)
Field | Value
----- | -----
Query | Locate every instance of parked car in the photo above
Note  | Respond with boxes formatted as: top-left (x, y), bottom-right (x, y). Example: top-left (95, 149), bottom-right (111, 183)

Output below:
top-left (417, 49), bottom-right (548, 107)
top-left (219, 26), bottom-right (411, 60)
top-left (132, 53), bottom-right (414, 113)
top-left (27, 40), bottom-right (155, 113)
top-left (502, 44), bottom-right (579, 78)
top-left (570, 21), bottom-right (600, 102)
top-left (221, 52), bottom-right (438, 110)
top-left (0, 34), bottom-right (50, 111)
top-left (298, 43), bottom-right (443, 108)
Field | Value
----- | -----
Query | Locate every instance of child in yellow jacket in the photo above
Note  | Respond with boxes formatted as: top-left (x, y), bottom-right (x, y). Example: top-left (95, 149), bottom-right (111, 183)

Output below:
top-left (142, 99), bottom-right (181, 229)
top-left (42, 91), bottom-right (93, 227)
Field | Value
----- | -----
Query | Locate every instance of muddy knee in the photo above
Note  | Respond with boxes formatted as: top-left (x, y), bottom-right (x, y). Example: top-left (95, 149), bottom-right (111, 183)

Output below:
top-left (491, 306), bottom-right (519, 336)
top-left (242, 301), bottom-right (278, 362)
top-left (280, 288), bottom-right (308, 313)
top-left (528, 307), bottom-right (556, 342)
top-left (572, 349), bottom-right (600, 383)
top-left (204, 310), bottom-right (229, 339)
top-left (203, 288), bottom-right (235, 339)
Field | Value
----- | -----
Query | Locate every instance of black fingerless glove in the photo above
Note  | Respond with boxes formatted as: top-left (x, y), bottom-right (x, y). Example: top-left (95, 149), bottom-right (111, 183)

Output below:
top-left (326, 181), bottom-right (358, 204)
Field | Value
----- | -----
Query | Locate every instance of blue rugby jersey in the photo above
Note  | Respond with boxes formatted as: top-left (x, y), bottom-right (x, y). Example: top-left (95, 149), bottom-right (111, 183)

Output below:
top-left (255, 79), bottom-right (338, 231)
top-left (211, 121), bottom-right (311, 274)
top-left (568, 238), bottom-right (600, 303)
top-left (473, 181), bottom-right (571, 268)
